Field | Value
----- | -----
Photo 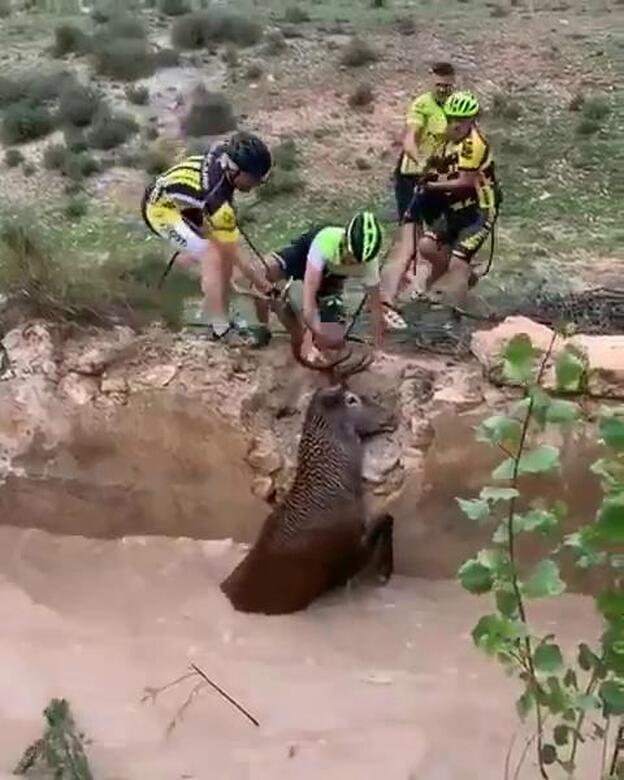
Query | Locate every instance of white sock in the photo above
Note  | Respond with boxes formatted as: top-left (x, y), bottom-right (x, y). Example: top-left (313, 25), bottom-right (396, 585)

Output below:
top-left (211, 320), bottom-right (230, 337)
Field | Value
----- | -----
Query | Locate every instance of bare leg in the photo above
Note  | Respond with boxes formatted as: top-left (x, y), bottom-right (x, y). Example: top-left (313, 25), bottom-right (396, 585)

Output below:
top-left (200, 243), bottom-right (232, 327)
top-left (380, 223), bottom-right (416, 306)
top-left (437, 255), bottom-right (472, 306)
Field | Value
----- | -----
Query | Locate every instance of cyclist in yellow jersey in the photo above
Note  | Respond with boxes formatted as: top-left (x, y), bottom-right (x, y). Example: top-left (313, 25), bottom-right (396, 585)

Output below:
top-left (141, 131), bottom-right (277, 345)
top-left (416, 91), bottom-right (501, 304)
top-left (380, 61), bottom-right (455, 330)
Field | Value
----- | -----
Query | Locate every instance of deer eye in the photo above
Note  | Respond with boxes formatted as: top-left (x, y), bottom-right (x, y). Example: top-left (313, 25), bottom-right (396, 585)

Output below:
top-left (345, 392), bottom-right (361, 406)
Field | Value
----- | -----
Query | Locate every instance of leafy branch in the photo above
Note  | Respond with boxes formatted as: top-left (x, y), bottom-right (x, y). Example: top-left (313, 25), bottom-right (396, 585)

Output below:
top-left (457, 331), bottom-right (624, 778)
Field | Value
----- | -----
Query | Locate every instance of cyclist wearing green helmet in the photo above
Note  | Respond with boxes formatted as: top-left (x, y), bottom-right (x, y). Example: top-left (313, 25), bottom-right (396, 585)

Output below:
top-left (414, 90), bottom-right (501, 302)
top-left (256, 211), bottom-right (386, 361)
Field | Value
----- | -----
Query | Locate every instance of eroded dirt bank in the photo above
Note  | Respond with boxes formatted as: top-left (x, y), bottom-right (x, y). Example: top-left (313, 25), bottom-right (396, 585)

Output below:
top-left (1, 318), bottom-right (622, 587)
top-left (0, 526), bottom-right (603, 780)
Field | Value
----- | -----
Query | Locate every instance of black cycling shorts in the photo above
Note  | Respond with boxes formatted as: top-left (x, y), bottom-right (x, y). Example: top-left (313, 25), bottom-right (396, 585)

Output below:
top-left (426, 206), bottom-right (496, 263)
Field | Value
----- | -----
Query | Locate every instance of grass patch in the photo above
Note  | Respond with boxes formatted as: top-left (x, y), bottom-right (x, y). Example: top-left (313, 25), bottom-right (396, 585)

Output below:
top-left (0, 216), bottom-right (193, 331)
top-left (58, 83), bottom-right (102, 127)
top-left (171, 9), bottom-right (262, 49)
top-left (491, 92), bottom-right (522, 120)
top-left (64, 197), bottom-right (89, 220)
top-left (1, 103), bottom-right (54, 144)
top-left (125, 85), bottom-right (150, 105)
top-left (263, 29), bottom-right (287, 56)
top-left (395, 15), bottom-right (416, 35)
top-left (272, 136), bottom-right (299, 170)
top-left (101, 15), bottom-right (147, 40)
top-left (260, 169), bottom-right (304, 199)
top-left (0, 70), bottom-right (73, 109)
top-left (4, 149), bottom-right (24, 168)
top-left (43, 143), bottom-right (100, 181)
top-left (245, 62), bottom-right (263, 80)
top-left (340, 36), bottom-right (379, 67)
top-left (0, 0), bottom-right (11, 17)
top-left (181, 91), bottom-right (236, 136)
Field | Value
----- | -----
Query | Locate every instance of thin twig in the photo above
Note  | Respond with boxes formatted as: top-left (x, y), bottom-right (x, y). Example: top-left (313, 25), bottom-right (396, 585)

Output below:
top-left (513, 731), bottom-right (539, 780)
top-left (567, 667), bottom-right (600, 773)
top-left (609, 718), bottom-right (624, 778)
top-left (602, 717), bottom-right (612, 779)
top-left (140, 671), bottom-right (197, 704)
top-left (505, 731), bottom-right (518, 780)
top-left (506, 331), bottom-right (559, 780)
top-left (166, 680), bottom-right (205, 738)
top-left (190, 663), bottom-right (260, 727)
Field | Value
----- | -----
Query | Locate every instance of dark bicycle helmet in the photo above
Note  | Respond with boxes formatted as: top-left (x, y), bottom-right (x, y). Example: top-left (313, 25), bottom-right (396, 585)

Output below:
top-left (346, 210), bottom-right (383, 263)
top-left (225, 131), bottom-right (272, 181)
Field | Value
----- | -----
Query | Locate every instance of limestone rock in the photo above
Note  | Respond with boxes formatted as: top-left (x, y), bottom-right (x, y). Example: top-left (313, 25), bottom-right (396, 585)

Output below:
top-left (363, 438), bottom-right (401, 484)
top-left (252, 475), bottom-right (275, 502)
top-left (58, 373), bottom-right (98, 406)
top-left (432, 368), bottom-right (484, 413)
top-left (62, 326), bottom-right (135, 376)
top-left (128, 364), bottom-right (178, 392)
top-left (101, 374), bottom-right (128, 395)
top-left (2, 322), bottom-right (59, 382)
top-left (246, 437), bottom-right (283, 475)
top-left (569, 334), bottom-right (624, 399)
top-left (471, 317), bottom-right (557, 379)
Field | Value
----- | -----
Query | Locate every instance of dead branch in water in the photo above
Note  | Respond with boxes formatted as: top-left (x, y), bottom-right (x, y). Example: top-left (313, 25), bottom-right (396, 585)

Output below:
top-left (141, 663), bottom-right (260, 734)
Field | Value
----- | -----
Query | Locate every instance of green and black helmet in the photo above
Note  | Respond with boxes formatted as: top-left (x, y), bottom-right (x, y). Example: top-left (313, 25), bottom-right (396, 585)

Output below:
top-left (444, 91), bottom-right (480, 119)
top-left (345, 210), bottom-right (383, 264)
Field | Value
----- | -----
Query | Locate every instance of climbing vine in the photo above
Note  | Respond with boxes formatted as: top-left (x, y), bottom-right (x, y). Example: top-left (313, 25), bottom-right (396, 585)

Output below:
top-left (456, 331), bottom-right (624, 779)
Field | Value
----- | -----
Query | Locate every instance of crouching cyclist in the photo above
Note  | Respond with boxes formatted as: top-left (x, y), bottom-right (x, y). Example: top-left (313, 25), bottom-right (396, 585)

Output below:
top-left (415, 90), bottom-right (502, 304)
top-left (141, 131), bottom-right (277, 345)
top-left (256, 211), bottom-right (386, 363)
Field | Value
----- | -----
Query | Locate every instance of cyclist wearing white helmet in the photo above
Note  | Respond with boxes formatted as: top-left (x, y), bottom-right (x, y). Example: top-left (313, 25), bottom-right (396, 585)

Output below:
top-left (257, 211), bottom-right (386, 360)
top-left (415, 90), bottom-right (501, 302)
top-left (141, 131), bottom-right (276, 345)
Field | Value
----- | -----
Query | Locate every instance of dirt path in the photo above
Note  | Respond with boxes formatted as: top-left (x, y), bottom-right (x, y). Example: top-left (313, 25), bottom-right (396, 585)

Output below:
top-left (0, 526), bottom-right (602, 779)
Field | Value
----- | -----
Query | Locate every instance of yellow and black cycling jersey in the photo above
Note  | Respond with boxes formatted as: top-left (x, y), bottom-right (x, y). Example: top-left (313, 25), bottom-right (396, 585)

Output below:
top-left (147, 144), bottom-right (239, 244)
top-left (432, 125), bottom-right (499, 213)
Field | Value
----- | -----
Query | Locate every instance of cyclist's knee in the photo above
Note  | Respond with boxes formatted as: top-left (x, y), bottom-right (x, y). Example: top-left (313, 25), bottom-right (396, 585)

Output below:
top-left (418, 235), bottom-right (440, 262)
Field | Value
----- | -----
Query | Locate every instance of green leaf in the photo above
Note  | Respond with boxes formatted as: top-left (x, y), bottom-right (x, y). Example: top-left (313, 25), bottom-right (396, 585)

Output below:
top-left (503, 334), bottom-right (538, 383)
top-left (496, 589), bottom-right (520, 618)
top-left (575, 693), bottom-right (600, 712)
top-left (597, 591), bottom-right (624, 623)
top-left (589, 497), bottom-right (624, 545)
top-left (534, 643), bottom-right (564, 673)
top-left (599, 416), bottom-right (624, 452)
top-left (540, 744), bottom-right (558, 765)
top-left (602, 624), bottom-right (624, 675)
top-left (492, 457), bottom-right (515, 481)
top-left (516, 690), bottom-right (535, 720)
top-left (480, 486), bottom-right (520, 503)
top-left (599, 680), bottom-right (624, 715)
top-left (563, 669), bottom-right (578, 690)
top-left (555, 347), bottom-right (586, 392)
top-left (553, 724), bottom-right (569, 746)
top-left (517, 509), bottom-right (560, 535)
top-left (456, 498), bottom-right (491, 522)
top-left (458, 559), bottom-right (494, 594)
top-left (472, 614), bottom-right (525, 655)
top-left (546, 399), bottom-right (580, 424)
top-left (493, 522), bottom-right (510, 544)
top-left (578, 643), bottom-right (601, 672)
top-left (517, 445), bottom-right (561, 476)
top-left (476, 415), bottom-right (522, 447)
top-left (523, 559), bottom-right (566, 599)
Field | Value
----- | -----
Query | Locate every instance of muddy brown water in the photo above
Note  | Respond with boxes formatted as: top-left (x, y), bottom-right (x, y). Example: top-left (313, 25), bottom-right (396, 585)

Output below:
top-left (0, 394), bottom-right (613, 778)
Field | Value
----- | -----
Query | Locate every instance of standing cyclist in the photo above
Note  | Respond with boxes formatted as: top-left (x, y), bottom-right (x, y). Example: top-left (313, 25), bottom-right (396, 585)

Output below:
top-left (141, 131), bottom-right (276, 345)
top-left (380, 61), bottom-right (455, 330)
top-left (256, 212), bottom-right (386, 364)
top-left (415, 91), bottom-right (501, 304)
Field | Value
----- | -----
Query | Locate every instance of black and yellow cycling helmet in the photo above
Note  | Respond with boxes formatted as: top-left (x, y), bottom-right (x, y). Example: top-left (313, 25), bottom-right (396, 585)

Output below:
top-left (444, 91), bottom-right (480, 119)
top-left (345, 210), bottom-right (383, 264)
top-left (226, 131), bottom-right (272, 181)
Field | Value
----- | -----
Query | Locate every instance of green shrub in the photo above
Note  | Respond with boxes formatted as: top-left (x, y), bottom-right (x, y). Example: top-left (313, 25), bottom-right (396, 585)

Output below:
top-left (0, 71), bottom-right (73, 109)
top-left (43, 143), bottom-right (68, 171)
top-left (260, 169), bottom-right (304, 199)
top-left (43, 143), bottom-right (100, 180)
top-left (88, 109), bottom-right (139, 149)
top-left (395, 15), bottom-right (416, 35)
top-left (4, 149), bottom-right (24, 168)
top-left (263, 30), bottom-right (286, 56)
top-left (244, 62), bottom-right (263, 80)
top-left (53, 23), bottom-right (91, 57)
top-left (126, 85), bottom-right (150, 105)
top-left (158, 0), bottom-right (190, 15)
top-left (58, 83), bottom-right (102, 126)
top-left (181, 91), bottom-right (236, 136)
top-left (171, 10), bottom-right (262, 49)
top-left (0, 0), bottom-right (11, 18)
top-left (576, 117), bottom-right (602, 136)
top-left (103, 14), bottom-right (147, 39)
top-left (492, 92), bottom-right (522, 120)
top-left (272, 136), bottom-right (299, 171)
top-left (581, 96), bottom-right (611, 122)
top-left (340, 36), bottom-right (379, 67)
top-left (143, 146), bottom-right (175, 175)
top-left (490, 3), bottom-right (510, 16)
top-left (1, 103), bottom-right (54, 144)
top-left (93, 39), bottom-right (155, 81)
top-left (64, 197), bottom-right (88, 220)
top-left (153, 47), bottom-right (180, 68)
top-left (348, 82), bottom-right (374, 107)
top-left (63, 126), bottom-right (88, 153)
top-left (284, 5), bottom-right (310, 22)
top-left (222, 45), bottom-right (239, 67)
top-left (22, 162), bottom-right (36, 177)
